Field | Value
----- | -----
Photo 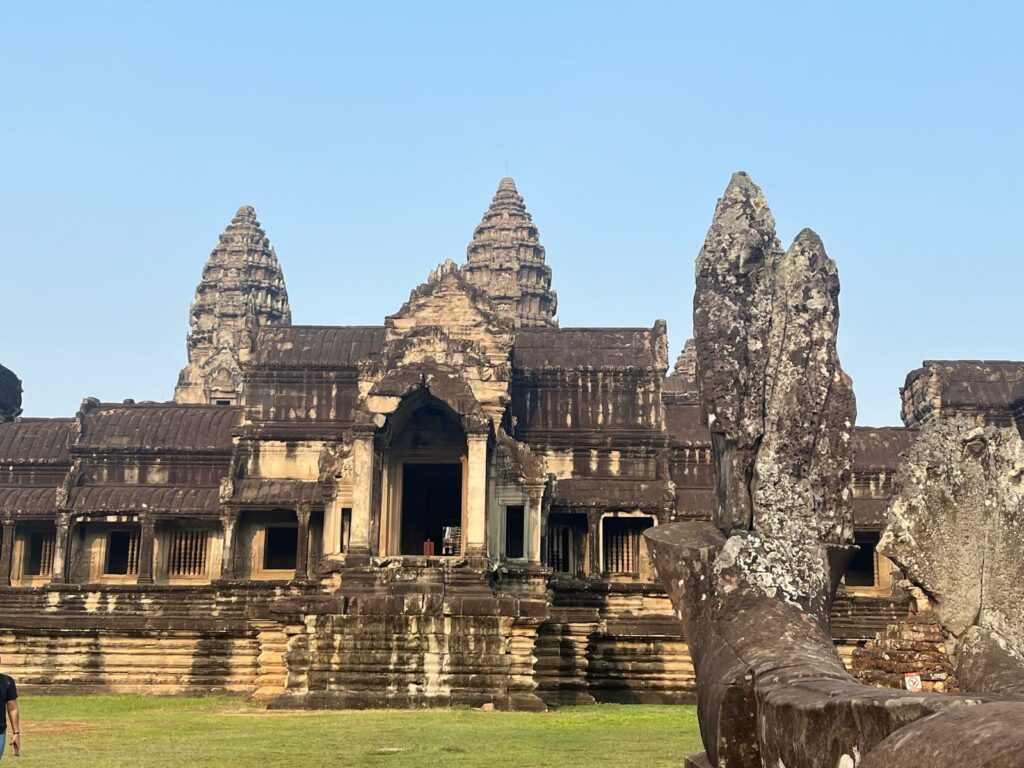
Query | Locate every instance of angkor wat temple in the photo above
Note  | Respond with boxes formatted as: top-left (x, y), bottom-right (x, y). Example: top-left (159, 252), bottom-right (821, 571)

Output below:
top-left (1, 177), bottom-right (1021, 709)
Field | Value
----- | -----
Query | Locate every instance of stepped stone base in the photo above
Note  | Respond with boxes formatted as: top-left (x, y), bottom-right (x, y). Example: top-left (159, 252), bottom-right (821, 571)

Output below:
top-left (0, 570), bottom-right (905, 708)
top-left (272, 589), bottom-right (550, 711)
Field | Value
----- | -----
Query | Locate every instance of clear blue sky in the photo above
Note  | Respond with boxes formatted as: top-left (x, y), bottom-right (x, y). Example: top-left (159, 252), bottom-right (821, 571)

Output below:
top-left (2, 2), bottom-right (1021, 425)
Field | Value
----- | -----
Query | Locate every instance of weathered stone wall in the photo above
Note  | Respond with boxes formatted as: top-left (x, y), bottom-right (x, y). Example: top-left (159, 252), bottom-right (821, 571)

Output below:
top-left (880, 418), bottom-right (1024, 694)
top-left (281, 600), bottom-right (545, 710)
top-left (534, 583), bottom-right (696, 706)
top-left (852, 613), bottom-right (958, 692)
top-left (0, 584), bottom-right (313, 696)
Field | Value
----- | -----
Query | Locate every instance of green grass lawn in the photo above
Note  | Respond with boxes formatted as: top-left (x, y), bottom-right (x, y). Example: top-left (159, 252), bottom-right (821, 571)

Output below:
top-left (7, 696), bottom-right (701, 767)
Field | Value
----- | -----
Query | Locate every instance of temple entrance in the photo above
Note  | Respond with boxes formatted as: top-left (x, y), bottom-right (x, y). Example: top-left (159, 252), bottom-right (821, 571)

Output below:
top-left (399, 463), bottom-right (462, 555)
top-left (377, 390), bottom-right (469, 557)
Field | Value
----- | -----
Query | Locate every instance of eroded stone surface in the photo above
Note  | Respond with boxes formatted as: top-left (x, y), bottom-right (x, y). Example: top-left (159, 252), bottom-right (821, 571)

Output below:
top-left (880, 418), bottom-right (1024, 693)
top-left (693, 172), bottom-right (780, 532)
top-left (649, 173), bottom-right (1024, 767)
top-left (693, 173), bottom-right (855, 618)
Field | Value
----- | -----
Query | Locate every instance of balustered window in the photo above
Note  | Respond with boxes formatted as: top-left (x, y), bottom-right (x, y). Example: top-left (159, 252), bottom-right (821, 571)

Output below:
top-left (545, 513), bottom-right (587, 577)
top-left (602, 516), bottom-right (654, 577)
top-left (24, 530), bottom-right (55, 577)
top-left (167, 529), bottom-right (210, 578)
top-left (105, 529), bottom-right (140, 576)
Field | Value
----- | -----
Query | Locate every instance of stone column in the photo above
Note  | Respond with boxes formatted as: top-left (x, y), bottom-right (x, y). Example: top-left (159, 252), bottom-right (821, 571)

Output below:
top-left (295, 503), bottom-right (311, 580)
top-left (322, 496), bottom-right (343, 557)
top-left (348, 432), bottom-right (374, 558)
top-left (51, 513), bottom-right (70, 584)
top-left (587, 510), bottom-right (602, 579)
top-left (464, 433), bottom-right (488, 558)
top-left (219, 510), bottom-right (239, 580)
top-left (137, 514), bottom-right (156, 585)
top-left (0, 520), bottom-right (15, 586)
top-left (525, 486), bottom-right (545, 564)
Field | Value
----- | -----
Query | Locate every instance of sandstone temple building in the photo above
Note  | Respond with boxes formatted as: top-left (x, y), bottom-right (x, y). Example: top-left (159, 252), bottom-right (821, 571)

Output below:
top-left (2, 178), bottom-right (1022, 708)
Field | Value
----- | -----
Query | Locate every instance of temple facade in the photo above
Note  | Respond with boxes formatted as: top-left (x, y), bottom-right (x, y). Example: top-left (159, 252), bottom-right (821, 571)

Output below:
top-left (2, 178), bottom-right (1022, 708)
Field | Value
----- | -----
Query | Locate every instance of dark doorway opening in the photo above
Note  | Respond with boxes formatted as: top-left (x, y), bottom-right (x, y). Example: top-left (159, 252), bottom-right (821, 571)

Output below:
top-left (401, 463), bottom-right (462, 556)
top-left (264, 526), bottom-right (298, 571)
top-left (845, 532), bottom-right (879, 587)
top-left (505, 505), bottom-right (525, 559)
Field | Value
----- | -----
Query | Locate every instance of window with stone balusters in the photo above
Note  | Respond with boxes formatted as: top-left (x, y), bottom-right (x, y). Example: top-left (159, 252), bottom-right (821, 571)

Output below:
top-left (24, 530), bottom-right (56, 577)
top-left (105, 529), bottom-right (140, 576)
top-left (167, 529), bottom-right (210, 578)
top-left (545, 513), bottom-right (587, 577)
top-left (602, 516), bottom-right (654, 577)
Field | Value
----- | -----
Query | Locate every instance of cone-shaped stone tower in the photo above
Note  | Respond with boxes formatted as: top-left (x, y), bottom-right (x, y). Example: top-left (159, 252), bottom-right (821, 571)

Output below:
top-left (174, 205), bottom-right (291, 404)
top-left (461, 177), bottom-right (557, 327)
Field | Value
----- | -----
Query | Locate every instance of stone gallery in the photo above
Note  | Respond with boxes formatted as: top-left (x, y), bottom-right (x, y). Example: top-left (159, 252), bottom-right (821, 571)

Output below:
top-left (1, 175), bottom-right (1021, 716)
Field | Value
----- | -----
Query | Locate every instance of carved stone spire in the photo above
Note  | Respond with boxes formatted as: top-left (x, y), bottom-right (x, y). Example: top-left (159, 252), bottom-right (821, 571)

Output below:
top-left (0, 363), bottom-right (22, 422)
top-left (174, 205), bottom-right (291, 404)
top-left (461, 177), bottom-right (557, 328)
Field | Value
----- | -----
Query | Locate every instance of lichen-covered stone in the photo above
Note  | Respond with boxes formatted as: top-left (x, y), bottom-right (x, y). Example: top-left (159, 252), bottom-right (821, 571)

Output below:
top-left (693, 174), bottom-right (855, 618)
top-left (693, 172), bottom-right (781, 532)
top-left (880, 418), bottom-right (1024, 693)
top-left (648, 173), bottom-right (1024, 768)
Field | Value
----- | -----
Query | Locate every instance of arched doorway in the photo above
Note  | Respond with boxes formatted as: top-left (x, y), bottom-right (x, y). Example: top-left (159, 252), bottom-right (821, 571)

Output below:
top-left (377, 392), bottom-right (468, 557)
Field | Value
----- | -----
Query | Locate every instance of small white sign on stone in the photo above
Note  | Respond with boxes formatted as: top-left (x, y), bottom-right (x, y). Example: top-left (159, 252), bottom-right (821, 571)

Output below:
top-left (904, 672), bottom-right (923, 692)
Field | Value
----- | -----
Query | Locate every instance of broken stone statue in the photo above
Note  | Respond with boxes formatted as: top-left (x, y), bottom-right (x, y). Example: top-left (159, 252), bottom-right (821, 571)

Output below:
top-left (646, 172), bottom-right (1024, 768)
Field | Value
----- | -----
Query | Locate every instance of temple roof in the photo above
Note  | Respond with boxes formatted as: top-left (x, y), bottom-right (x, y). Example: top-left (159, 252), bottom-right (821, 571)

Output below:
top-left (551, 477), bottom-right (674, 511)
top-left (229, 478), bottom-right (323, 507)
top-left (852, 497), bottom-right (891, 530)
top-left (70, 485), bottom-right (221, 514)
top-left (0, 485), bottom-right (59, 515)
top-left (252, 326), bottom-right (386, 369)
top-left (901, 361), bottom-right (1024, 426)
top-left (0, 419), bottom-right (73, 463)
top-left (461, 177), bottom-right (557, 328)
top-left (78, 403), bottom-right (240, 453)
top-left (852, 427), bottom-right (918, 470)
top-left (512, 327), bottom-right (666, 370)
top-left (664, 401), bottom-right (709, 445)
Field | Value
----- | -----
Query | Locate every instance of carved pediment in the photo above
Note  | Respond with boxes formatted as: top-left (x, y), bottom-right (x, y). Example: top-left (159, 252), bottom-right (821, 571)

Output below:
top-left (359, 260), bottom-right (514, 425)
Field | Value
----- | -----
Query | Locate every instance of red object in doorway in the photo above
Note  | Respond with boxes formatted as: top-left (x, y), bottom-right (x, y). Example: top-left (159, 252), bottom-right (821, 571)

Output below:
top-left (423, 539), bottom-right (435, 557)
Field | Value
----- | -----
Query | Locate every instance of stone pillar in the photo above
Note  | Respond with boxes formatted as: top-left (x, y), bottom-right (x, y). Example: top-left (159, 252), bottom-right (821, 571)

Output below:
top-left (525, 486), bottom-right (544, 564)
top-left (322, 496), bottom-right (343, 557)
top-left (587, 510), bottom-right (602, 579)
top-left (51, 513), bottom-right (70, 584)
top-left (220, 510), bottom-right (239, 580)
top-left (465, 433), bottom-right (488, 558)
top-left (349, 433), bottom-right (374, 558)
top-left (295, 503), bottom-right (311, 580)
top-left (0, 520), bottom-right (15, 586)
top-left (137, 514), bottom-right (156, 585)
